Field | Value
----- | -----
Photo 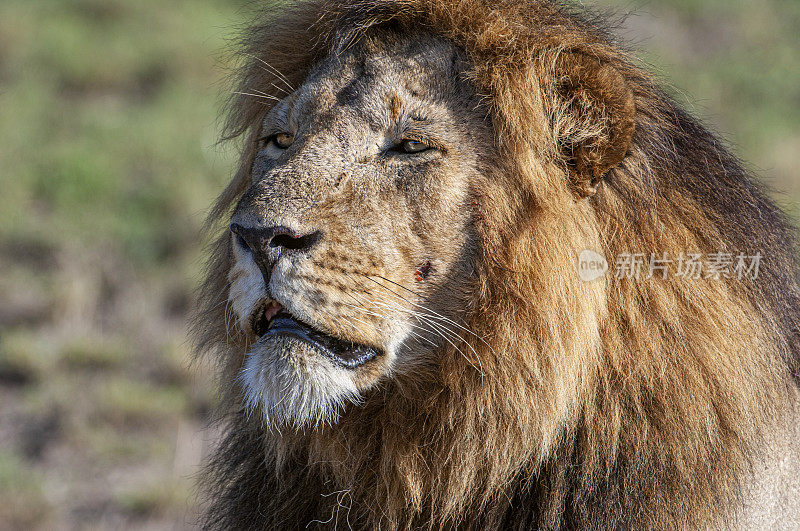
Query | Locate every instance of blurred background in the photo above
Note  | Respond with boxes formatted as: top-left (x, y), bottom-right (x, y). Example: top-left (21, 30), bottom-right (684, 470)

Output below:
top-left (0, 0), bottom-right (797, 528)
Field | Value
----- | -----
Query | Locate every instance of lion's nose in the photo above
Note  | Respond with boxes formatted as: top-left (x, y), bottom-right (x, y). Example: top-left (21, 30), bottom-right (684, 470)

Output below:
top-left (230, 223), bottom-right (321, 279)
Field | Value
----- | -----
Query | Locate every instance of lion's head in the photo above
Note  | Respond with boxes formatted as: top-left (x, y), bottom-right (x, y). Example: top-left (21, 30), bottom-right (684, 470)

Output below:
top-left (227, 31), bottom-right (493, 428)
top-left (195, 1), bottom-right (800, 528)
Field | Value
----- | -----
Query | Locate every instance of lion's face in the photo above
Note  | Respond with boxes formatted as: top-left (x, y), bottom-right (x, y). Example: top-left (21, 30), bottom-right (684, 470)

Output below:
top-left (227, 31), bottom-right (491, 428)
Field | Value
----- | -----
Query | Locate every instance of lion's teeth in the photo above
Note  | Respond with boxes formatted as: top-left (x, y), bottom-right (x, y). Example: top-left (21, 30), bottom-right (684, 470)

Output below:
top-left (262, 301), bottom-right (283, 325)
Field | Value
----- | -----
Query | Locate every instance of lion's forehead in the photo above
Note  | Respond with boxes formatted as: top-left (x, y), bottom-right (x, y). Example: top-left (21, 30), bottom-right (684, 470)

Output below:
top-left (271, 32), bottom-right (463, 132)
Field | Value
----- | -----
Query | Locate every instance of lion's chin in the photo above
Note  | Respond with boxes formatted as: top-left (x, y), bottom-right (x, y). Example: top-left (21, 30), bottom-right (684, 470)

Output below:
top-left (238, 335), bottom-right (363, 429)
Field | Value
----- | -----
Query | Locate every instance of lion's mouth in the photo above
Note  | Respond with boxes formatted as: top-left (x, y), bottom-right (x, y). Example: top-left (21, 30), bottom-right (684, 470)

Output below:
top-left (251, 301), bottom-right (380, 369)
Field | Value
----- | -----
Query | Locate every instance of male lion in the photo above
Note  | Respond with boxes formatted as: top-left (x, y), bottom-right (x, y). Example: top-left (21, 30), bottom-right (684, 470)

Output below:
top-left (193, 0), bottom-right (800, 528)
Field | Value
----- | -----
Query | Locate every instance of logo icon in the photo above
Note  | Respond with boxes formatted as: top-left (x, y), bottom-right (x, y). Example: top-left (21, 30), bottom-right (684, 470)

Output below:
top-left (577, 250), bottom-right (608, 282)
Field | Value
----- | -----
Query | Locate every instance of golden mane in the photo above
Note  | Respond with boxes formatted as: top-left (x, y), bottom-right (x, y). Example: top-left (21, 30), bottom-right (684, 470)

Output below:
top-left (194, 1), bottom-right (800, 528)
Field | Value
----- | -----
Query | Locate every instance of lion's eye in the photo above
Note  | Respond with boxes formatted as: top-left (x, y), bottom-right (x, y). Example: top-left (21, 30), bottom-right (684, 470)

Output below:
top-left (273, 133), bottom-right (294, 149)
top-left (393, 139), bottom-right (430, 154)
top-left (258, 132), bottom-right (294, 151)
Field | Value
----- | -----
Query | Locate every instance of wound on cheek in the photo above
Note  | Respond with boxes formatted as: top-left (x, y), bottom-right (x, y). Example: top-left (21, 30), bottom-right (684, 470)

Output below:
top-left (414, 260), bottom-right (432, 282)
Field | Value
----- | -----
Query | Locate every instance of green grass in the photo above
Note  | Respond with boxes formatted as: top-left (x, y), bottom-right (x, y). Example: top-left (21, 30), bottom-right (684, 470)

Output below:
top-left (0, 0), bottom-right (797, 528)
top-left (0, 0), bottom-right (240, 526)
top-left (116, 478), bottom-right (194, 518)
top-left (95, 377), bottom-right (190, 425)
top-left (0, 0), bottom-right (239, 262)
top-left (0, 451), bottom-right (50, 528)
top-left (595, 0), bottom-right (800, 215)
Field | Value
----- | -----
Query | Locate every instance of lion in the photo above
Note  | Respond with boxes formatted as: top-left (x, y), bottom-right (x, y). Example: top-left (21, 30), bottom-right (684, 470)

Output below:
top-left (192, 0), bottom-right (800, 528)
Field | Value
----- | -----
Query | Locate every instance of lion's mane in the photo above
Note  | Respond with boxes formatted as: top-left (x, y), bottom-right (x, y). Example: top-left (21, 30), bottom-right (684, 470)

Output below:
top-left (193, 1), bottom-right (800, 528)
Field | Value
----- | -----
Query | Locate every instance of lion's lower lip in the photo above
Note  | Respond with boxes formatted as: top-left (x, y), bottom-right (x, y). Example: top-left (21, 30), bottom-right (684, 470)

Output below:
top-left (259, 309), bottom-right (380, 369)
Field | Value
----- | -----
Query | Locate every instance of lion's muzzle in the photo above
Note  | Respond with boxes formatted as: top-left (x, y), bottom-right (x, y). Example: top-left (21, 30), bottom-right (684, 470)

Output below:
top-left (230, 222), bottom-right (321, 283)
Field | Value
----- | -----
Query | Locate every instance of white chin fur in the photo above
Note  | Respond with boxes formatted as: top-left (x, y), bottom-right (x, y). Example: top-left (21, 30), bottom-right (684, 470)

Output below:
top-left (238, 335), bottom-right (362, 430)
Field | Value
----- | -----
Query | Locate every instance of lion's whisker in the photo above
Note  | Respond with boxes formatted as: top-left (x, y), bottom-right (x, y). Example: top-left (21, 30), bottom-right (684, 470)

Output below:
top-left (243, 53), bottom-right (295, 91)
top-left (368, 292), bottom-right (484, 362)
top-left (233, 91), bottom-right (281, 102)
top-left (344, 300), bottom-right (439, 350)
top-left (365, 292), bottom-right (484, 375)
top-left (365, 276), bottom-right (496, 354)
top-left (412, 320), bottom-right (484, 375)
top-left (367, 285), bottom-right (481, 341)
top-left (206, 278), bottom-right (235, 313)
top-left (346, 291), bottom-right (443, 350)
top-left (248, 86), bottom-right (278, 98)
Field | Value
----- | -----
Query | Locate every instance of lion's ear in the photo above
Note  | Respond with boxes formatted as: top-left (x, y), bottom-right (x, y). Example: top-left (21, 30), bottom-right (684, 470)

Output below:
top-left (553, 52), bottom-right (635, 198)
